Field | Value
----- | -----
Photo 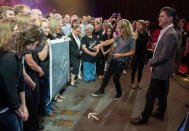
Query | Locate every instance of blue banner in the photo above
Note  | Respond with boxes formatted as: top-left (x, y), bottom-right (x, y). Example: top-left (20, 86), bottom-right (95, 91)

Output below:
top-left (49, 39), bottom-right (70, 102)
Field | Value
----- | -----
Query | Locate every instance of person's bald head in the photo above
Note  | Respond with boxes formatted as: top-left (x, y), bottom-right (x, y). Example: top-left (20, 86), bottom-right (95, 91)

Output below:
top-left (30, 9), bottom-right (42, 20)
top-left (53, 13), bottom-right (62, 19)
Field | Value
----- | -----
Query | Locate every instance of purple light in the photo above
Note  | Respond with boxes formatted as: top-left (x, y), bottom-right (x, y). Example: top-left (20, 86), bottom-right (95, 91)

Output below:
top-left (0, 0), bottom-right (53, 16)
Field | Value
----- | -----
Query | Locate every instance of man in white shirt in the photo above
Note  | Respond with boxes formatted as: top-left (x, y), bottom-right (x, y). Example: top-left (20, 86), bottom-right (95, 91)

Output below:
top-left (62, 17), bottom-right (72, 36)
top-left (131, 7), bottom-right (178, 125)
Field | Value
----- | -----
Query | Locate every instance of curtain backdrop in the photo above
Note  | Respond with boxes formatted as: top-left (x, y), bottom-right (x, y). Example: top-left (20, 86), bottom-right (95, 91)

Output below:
top-left (1, 0), bottom-right (188, 23)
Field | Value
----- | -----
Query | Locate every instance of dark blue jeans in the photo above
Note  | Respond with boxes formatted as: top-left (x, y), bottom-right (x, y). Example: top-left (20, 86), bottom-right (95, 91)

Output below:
top-left (0, 109), bottom-right (23, 131)
top-left (39, 75), bottom-right (55, 115)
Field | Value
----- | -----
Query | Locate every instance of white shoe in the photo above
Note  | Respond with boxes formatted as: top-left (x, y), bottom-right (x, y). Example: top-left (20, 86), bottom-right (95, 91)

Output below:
top-left (78, 75), bottom-right (82, 79)
top-left (123, 70), bottom-right (127, 74)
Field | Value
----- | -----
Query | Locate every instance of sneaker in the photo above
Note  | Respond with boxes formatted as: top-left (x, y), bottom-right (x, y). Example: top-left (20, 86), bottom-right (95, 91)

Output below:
top-left (114, 93), bottom-right (122, 101)
top-left (78, 74), bottom-right (82, 79)
top-left (91, 90), bottom-right (104, 97)
top-left (92, 79), bottom-right (96, 82)
top-left (151, 112), bottom-right (164, 121)
top-left (85, 80), bottom-right (91, 83)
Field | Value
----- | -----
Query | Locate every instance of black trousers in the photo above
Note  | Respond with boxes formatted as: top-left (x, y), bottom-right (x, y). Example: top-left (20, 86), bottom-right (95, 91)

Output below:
top-left (99, 60), bottom-right (125, 95)
top-left (142, 78), bottom-right (169, 121)
top-left (131, 55), bottom-right (145, 83)
top-left (70, 57), bottom-right (80, 75)
top-left (175, 47), bottom-right (185, 73)
top-left (96, 57), bottom-right (106, 76)
top-left (24, 89), bottom-right (39, 131)
top-left (187, 54), bottom-right (189, 75)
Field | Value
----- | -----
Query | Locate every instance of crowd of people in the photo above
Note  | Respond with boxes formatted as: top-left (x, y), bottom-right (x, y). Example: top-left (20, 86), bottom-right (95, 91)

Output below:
top-left (0, 4), bottom-right (189, 131)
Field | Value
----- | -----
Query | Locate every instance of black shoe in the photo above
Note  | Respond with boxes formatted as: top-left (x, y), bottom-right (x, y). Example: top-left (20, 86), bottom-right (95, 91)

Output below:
top-left (38, 123), bottom-right (45, 130)
top-left (114, 93), bottom-right (122, 101)
top-left (75, 80), bottom-right (79, 84)
top-left (151, 112), bottom-right (164, 121)
top-left (185, 104), bottom-right (189, 108)
top-left (137, 84), bottom-right (142, 89)
top-left (130, 116), bottom-right (148, 125)
top-left (92, 79), bottom-right (96, 82)
top-left (91, 90), bottom-right (104, 97)
top-left (39, 117), bottom-right (45, 123)
top-left (70, 84), bottom-right (78, 88)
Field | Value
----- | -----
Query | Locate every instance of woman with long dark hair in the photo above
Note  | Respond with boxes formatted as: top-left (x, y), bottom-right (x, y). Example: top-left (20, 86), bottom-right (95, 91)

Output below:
top-left (18, 25), bottom-right (46, 131)
top-left (99, 26), bottom-right (114, 78)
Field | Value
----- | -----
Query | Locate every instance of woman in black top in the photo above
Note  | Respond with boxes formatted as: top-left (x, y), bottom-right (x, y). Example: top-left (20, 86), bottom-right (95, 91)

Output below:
top-left (18, 25), bottom-right (46, 131)
top-left (99, 26), bottom-right (114, 78)
top-left (94, 23), bottom-right (104, 79)
top-left (0, 18), bottom-right (28, 131)
top-left (179, 19), bottom-right (189, 51)
top-left (69, 25), bottom-right (82, 86)
top-left (178, 19), bottom-right (189, 74)
top-left (0, 20), bottom-right (43, 131)
top-left (131, 20), bottom-right (150, 89)
top-left (101, 27), bottom-right (114, 55)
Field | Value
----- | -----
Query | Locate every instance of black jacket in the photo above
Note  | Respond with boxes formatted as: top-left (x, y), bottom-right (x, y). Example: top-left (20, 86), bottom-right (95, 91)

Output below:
top-left (47, 31), bottom-right (65, 40)
top-left (0, 52), bottom-right (25, 110)
top-left (135, 31), bottom-right (150, 57)
top-left (69, 34), bottom-right (81, 59)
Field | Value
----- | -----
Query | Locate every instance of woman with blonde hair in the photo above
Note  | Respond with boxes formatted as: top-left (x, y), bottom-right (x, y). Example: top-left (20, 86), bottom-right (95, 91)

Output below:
top-left (92, 19), bottom-right (136, 100)
top-left (37, 18), bottom-right (60, 116)
top-left (48, 16), bottom-right (64, 40)
top-left (0, 19), bottom-right (13, 50)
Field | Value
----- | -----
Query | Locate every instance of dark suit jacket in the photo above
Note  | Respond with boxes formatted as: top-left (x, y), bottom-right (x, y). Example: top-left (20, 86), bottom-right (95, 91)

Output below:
top-left (149, 26), bottom-right (178, 80)
top-left (69, 34), bottom-right (81, 65)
